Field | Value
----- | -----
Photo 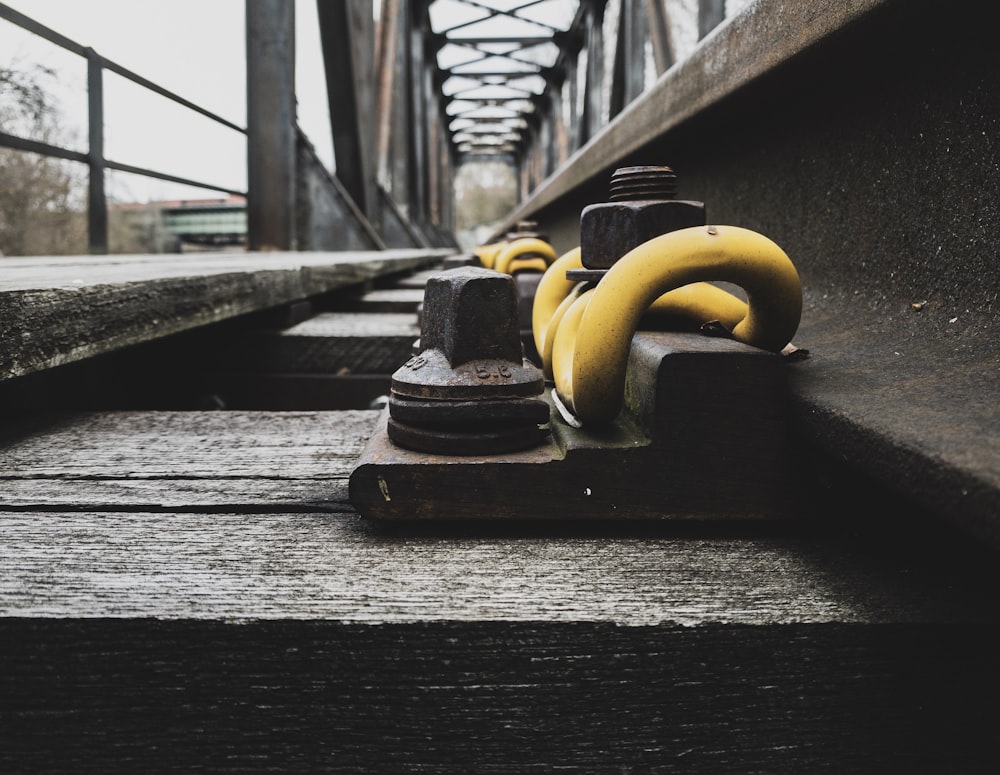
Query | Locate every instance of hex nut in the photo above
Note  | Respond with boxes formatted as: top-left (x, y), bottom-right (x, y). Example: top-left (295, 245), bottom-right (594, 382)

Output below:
top-left (580, 199), bottom-right (707, 269)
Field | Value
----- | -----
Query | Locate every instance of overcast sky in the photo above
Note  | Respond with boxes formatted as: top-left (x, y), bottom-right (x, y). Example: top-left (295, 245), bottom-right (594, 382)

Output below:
top-left (2, 1), bottom-right (749, 205)
top-left (0, 0), bottom-right (333, 203)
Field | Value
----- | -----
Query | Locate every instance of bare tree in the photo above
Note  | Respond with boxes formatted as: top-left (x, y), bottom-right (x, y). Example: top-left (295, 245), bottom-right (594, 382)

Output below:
top-left (0, 61), bottom-right (87, 256)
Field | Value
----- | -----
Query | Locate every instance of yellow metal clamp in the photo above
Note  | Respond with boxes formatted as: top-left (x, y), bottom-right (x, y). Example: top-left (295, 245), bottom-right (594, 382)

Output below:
top-left (549, 225), bottom-right (802, 426)
top-left (493, 237), bottom-right (558, 276)
top-left (505, 256), bottom-right (550, 275)
top-left (473, 241), bottom-right (508, 270)
top-left (532, 246), bottom-right (584, 371)
top-left (532, 247), bottom-right (753, 380)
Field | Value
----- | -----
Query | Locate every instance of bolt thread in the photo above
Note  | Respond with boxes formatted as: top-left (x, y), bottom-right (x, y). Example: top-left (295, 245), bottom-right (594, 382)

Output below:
top-left (608, 165), bottom-right (677, 201)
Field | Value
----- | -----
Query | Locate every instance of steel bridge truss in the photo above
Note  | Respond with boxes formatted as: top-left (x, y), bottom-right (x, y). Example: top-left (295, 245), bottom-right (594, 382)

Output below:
top-left (310, 0), bottom-right (728, 248)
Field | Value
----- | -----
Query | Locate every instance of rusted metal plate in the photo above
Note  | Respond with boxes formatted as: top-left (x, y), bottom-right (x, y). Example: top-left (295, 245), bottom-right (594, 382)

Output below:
top-left (351, 332), bottom-right (794, 521)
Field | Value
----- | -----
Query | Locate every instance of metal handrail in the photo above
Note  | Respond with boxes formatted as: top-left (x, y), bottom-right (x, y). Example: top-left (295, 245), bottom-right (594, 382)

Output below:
top-left (0, 2), bottom-right (247, 253)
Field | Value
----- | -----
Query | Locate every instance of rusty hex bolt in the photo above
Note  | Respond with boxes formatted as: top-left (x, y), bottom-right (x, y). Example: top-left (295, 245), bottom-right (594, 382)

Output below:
top-left (387, 266), bottom-right (549, 455)
top-left (420, 267), bottom-right (524, 368)
top-left (506, 219), bottom-right (548, 243)
top-left (580, 166), bottom-right (706, 270)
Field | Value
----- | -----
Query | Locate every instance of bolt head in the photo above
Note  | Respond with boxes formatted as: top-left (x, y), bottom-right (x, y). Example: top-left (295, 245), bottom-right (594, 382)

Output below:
top-left (419, 267), bottom-right (522, 366)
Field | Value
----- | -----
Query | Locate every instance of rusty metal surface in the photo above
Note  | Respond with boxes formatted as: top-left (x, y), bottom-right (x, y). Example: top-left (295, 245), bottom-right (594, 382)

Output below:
top-left (389, 395), bottom-right (550, 426)
top-left (488, 1), bottom-right (1000, 544)
top-left (387, 266), bottom-right (547, 454)
top-left (390, 349), bottom-right (544, 401)
top-left (580, 166), bottom-right (706, 269)
top-left (386, 417), bottom-right (549, 456)
top-left (419, 268), bottom-right (523, 366)
top-left (352, 332), bottom-right (794, 520)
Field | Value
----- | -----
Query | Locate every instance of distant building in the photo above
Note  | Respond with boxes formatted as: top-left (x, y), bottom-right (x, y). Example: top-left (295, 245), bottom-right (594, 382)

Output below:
top-left (110, 195), bottom-right (246, 252)
top-left (161, 195), bottom-right (247, 249)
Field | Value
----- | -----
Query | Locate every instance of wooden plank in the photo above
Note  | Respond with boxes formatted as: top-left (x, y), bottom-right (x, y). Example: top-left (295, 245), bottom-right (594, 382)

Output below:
top-left (0, 409), bottom-right (993, 628)
top-left (213, 312), bottom-right (419, 374)
top-left (0, 410), bottom-right (378, 509)
top-left (392, 268), bottom-right (438, 288)
top-left (205, 373), bottom-right (392, 411)
top-left (0, 249), bottom-right (449, 380)
top-left (0, 507), bottom-right (995, 625)
top-left (338, 287), bottom-right (425, 312)
top-left (194, 311), bottom-right (418, 410)
top-left (3, 408), bottom-right (999, 768)
top-left (3, 618), bottom-right (999, 772)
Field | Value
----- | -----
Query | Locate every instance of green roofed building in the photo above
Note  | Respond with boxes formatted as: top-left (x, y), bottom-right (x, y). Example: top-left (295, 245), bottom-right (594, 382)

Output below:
top-left (162, 196), bottom-right (246, 248)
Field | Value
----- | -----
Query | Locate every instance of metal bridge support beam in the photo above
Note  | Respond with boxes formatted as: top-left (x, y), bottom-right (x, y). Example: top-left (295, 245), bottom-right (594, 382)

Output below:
top-left (581, 0), bottom-right (607, 147)
top-left (645, 0), bottom-right (674, 76)
top-left (375, 0), bottom-right (402, 194)
top-left (410, 17), bottom-right (432, 239)
top-left (551, 71), bottom-right (570, 170)
top-left (564, 51), bottom-right (581, 153)
top-left (368, 0), bottom-right (426, 247)
top-left (610, 0), bottom-right (647, 119)
top-left (246, 0), bottom-right (296, 251)
top-left (317, 0), bottom-right (378, 222)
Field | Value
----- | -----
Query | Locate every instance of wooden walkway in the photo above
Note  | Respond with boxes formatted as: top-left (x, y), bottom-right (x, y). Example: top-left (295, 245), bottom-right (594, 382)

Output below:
top-left (2, 250), bottom-right (999, 771)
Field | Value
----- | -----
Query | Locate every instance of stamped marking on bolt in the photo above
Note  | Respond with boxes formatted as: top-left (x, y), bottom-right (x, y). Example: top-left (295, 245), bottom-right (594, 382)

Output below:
top-left (475, 362), bottom-right (514, 380)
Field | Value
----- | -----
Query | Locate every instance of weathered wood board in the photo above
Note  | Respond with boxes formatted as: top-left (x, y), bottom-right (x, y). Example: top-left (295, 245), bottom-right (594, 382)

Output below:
top-left (0, 410), bottom-right (376, 509)
top-left (0, 249), bottom-right (447, 380)
top-left (0, 410), bottom-right (993, 626)
top-left (3, 618), bottom-right (997, 773)
top-left (389, 267), bottom-right (440, 288)
top-left (2, 408), bottom-right (1000, 771)
top-left (213, 312), bottom-right (419, 374)
top-left (338, 286), bottom-right (426, 312)
top-left (1, 246), bottom-right (998, 771)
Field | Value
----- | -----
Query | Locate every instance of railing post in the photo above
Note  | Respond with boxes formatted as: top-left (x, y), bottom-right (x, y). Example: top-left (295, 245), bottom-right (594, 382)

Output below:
top-left (317, 0), bottom-right (378, 221)
top-left (246, 0), bottom-right (296, 251)
top-left (86, 48), bottom-right (108, 254)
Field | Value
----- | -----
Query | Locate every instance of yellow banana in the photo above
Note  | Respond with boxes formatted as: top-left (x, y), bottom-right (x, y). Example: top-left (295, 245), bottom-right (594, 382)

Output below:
top-left (552, 225), bottom-right (801, 425)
